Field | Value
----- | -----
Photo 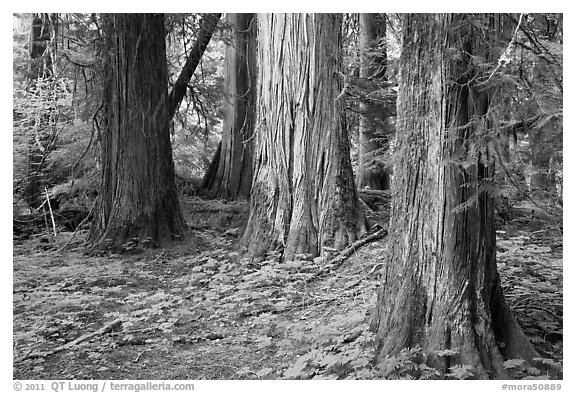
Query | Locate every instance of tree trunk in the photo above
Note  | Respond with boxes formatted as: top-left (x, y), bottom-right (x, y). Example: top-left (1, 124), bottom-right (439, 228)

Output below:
top-left (29, 13), bottom-right (53, 79)
top-left (89, 14), bottom-right (186, 251)
top-left (201, 13), bottom-right (255, 200)
top-left (168, 13), bottom-right (221, 120)
top-left (241, 13), bottom-right (368, 261)
top-left (357, 13), bottom-right (392, 190)
top-left (370, 14), bottom-right (539, 379)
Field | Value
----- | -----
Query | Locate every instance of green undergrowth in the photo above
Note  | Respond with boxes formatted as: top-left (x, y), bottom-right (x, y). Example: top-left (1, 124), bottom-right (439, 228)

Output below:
top-left (13, 196), bottom-right (562, 379)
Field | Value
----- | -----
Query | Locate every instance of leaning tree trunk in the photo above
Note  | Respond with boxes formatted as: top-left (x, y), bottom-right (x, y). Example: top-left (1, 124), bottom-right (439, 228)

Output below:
top-left (168, 13), bottom-right (221, 120)
top-left (357, 13), bottom-right (392, 190)
top-left (201, 13), bottom-right (256, 200)
top-left (241, 13), bottom-right (367, 261)
top-left (89, 14), bottom-right (186, 251)
top-left (370, 14), bottom-right (539, 379)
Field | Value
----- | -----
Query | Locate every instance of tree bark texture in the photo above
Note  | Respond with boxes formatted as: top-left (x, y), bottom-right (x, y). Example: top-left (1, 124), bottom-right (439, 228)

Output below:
top-left (357, 13), bottom-right (392, 190)
top-left (201, 13), bottom-right (256, 200)
top-left (241, 13), bottom-right (368, 261)
top-left (89, 14), bottom-right (186, 251)
top-left (370, 14), bottom-right (539, 378)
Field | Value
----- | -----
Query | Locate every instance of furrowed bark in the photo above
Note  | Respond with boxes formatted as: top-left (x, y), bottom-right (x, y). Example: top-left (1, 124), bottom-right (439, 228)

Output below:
top-left (241, 13), bottom-right (367, 261)
top-left (89, 14), bottom-right (186, 252)
top-left (371, 14), bottom-right (539, 379)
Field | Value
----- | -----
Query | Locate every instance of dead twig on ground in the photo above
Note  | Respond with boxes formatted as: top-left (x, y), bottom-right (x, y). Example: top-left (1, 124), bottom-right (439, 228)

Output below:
top-left (305, 227), bottom-right (388, 284)
top-left (44, 187), bottom-right (57, 238)
top-left (15, 318), bottom-right (123, 363)
top-left (343, 263), bottom-right (385, 291)
top-left (56, 198), bottom-right (97, 252)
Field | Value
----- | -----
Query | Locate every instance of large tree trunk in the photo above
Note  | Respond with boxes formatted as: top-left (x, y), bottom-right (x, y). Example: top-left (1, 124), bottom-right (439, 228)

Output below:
top-left (357, 13), bottom-right (392, 190)
top-left (370, 14), bottom-right (539, 379)
top-left (89, 14), bottom-right (186, 251)
top-left (201, 13), bottom-right (255, 200)
top-left (241, 13), bottom-right (368, 261)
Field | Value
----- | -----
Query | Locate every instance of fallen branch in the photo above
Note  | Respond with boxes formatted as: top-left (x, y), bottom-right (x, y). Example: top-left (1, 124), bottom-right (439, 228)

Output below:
top-left (328, 227), bottom-right (388, 269)
top-left (239, 297), bottom-right (337, 318)
top-left (306, 227), bottom-right (388, 283)
top-left (16, 318), bottom-right (123, 363)
top-left (358, 197), bottom-right (374, 213)
top-left (513, 304), bottom-right (562, 321)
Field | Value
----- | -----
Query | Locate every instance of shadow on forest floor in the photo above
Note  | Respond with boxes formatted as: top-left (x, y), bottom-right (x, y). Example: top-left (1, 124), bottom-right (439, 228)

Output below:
top-left (13, 195), bottom-right (562, 379)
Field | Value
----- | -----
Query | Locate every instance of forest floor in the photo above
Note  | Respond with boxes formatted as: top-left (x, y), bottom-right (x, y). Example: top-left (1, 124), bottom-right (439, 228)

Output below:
top-left (13, 195), bottom-right (563, 380)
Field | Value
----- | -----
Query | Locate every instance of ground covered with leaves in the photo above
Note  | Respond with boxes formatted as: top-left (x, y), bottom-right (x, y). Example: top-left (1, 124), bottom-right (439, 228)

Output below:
top-left (13, 196), bottom-right (562, 379)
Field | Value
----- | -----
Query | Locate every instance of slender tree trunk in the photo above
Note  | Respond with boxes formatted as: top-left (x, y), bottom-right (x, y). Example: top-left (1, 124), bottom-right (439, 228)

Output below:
top-left (89, 14), bottom-right (186, 251)
top-left (241, 13), bottom-right (368, 261)
top-left (357, 13), bottom-right (392, 190)
top-left (370, 14), bottom-right (538, 379)
top-left (168, 13), bottom-right (221, 120)
top-left (201, 13), bottom-right (255, 200)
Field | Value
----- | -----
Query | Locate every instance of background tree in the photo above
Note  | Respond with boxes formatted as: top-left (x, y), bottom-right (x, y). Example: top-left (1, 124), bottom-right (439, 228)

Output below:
top-left (370, 14), bottom-right (539, 378)
top-left (356, 13), bottom-right (393, 190)
top-left (13, 13), bottom-right (106, 237)
top-left (492, 13), bottom-right (563, 212)
top-left (29, 13), bottom-right (54, 78)
top-left (241, 13), bottom-right (367, 261)
top-left (164, 14), bottom-right (226, 187)
top-left (22, 13), bottom-right (56, 209)
top-left (201, 13), bottom-right (256, 200)
top-left (89, 14), bottom-right (186, 251)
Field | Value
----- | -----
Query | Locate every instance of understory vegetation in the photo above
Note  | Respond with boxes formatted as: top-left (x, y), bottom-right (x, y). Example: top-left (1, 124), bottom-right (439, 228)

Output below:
top-left (13, 195), bottom-right (562, 379)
